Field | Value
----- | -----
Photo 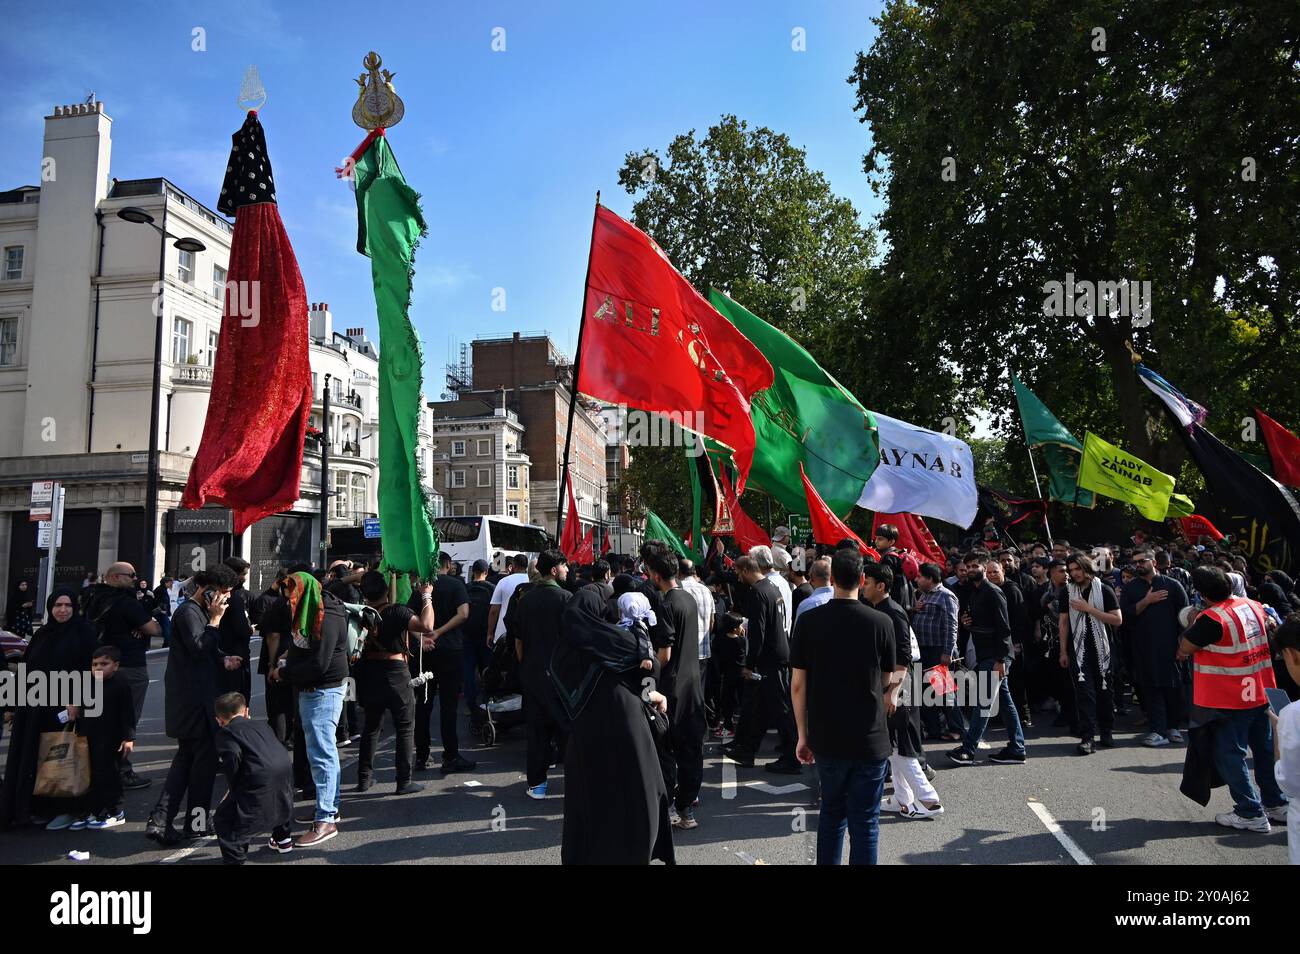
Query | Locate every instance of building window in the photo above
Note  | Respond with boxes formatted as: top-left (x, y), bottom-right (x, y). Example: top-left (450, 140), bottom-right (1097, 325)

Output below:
top-left (3, 246), bottom-right (23, 281)
top-left (0, 316), bottom-right (17, 366)
top-left (206, 329), bottom-right (220, 366)
top-left (333, 470), bottom-right (348, 518)
top-left (451, 439), bottom-right (465, 457)
top-left (451, 470), bottom-right (465, 488)
top-left (171, 317), bottom-right (192, 363)
top-left (478, 502), bottom-right (492, 515)
top-left (508, 465), bottom-right (519, 489)
top-left (507, 502), bottom-right (519, 519)
top-left (477, 469), bottom-right (491, 488)
top-left (477, 438), bottom-right (492, 456)
top-left (351, 474), bottom-right (367, 518)
top-left (452, 502), bottom-right (466, 516)
top-left (177, 248), bottom-right (194, 284)
top-left (212, 264), bottom-right (227, 302)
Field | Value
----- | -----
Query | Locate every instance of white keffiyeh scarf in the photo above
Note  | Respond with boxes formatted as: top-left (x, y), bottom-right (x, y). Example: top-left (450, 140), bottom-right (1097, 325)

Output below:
top-left (1068, 577), bottom-right (1112, 688)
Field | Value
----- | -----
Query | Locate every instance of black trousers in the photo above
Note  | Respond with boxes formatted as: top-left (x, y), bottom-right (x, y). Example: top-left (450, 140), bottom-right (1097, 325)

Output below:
top-left (157, 734), bottom-right (217, 834)
top-left (217, 661), bottom-right (252, 708)
top-left (1070, 637), bottom-right (1114, 742)
top-left (357, 660), bottom-right (416, 785)
top-left (734, 664), bottom-right (797, 761)
top-left (265, 675), bottom-right (295, 747)
top-left (524, 689), bottom-right (565, 787)
top-left (215, 796), bottom-right (293, 865)
top-left (86, 736), bottom-right (124, 817)
top-left (661, 694), bottom-right (706, 812)
top-left (430, 647), bottom-right (465, 761)
top-left (1141, 684), bottom-right (1184, 738)
top-left (718, 666), bottom-right (742, 730)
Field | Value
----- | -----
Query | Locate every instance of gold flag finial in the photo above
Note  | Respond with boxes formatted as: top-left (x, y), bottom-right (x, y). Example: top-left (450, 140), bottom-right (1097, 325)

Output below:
top-left (352, 51), bottom-right (404, 129)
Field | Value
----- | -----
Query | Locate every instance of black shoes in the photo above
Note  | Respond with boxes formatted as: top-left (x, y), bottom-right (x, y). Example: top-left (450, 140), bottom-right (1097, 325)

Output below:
top-left (989, 747), bottom-right (1026, 765)
top-left (395, 781), bottom-right (425, 795)
top-left (947, 748), bottom-right (977, 766)
top-left (1098, 733), bottom-right (1116, 748)
top-left (121, 770), bottom-right (152, 791)
top-left (1076, 740), bottom-right (1094, 755)
top-left (413, 759), bottom-right (430, 773)
top-left (441, 756), bottom-right (477, 774)
top-left (764, 759), bottom-right (802, 775)
top-left (353, 777), bottom-right (374, 793)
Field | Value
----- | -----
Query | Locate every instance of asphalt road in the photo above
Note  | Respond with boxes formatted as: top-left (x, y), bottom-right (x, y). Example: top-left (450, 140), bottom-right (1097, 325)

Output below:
top-left (2, 638), bottom-right (1291, 866)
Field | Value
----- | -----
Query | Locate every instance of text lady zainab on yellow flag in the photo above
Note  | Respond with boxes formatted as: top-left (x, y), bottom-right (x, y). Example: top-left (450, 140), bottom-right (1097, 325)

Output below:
top-left (1077, 431), bottom-right (1177, 521)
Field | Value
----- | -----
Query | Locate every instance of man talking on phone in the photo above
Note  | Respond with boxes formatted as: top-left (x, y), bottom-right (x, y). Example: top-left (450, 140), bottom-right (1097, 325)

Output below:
top-left (146, 564), bottom-right (240, 846)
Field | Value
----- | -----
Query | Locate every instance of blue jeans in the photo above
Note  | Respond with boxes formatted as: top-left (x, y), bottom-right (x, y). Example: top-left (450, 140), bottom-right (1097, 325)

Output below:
top-left (298, 686), bottom-right (345, 822)
top-left (962, 657), bottom-right (1025, 755)
top-left (1212, 705), bottom-right (1286, 819)
top-left (815, 756), bottom-right (888, 865)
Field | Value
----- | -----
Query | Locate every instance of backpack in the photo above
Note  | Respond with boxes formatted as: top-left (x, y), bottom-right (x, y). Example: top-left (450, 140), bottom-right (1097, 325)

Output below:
top-left (340, 601), bottom-right (381, 663)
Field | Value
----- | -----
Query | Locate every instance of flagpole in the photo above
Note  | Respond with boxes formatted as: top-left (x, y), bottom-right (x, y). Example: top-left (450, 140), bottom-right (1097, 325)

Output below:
top-left (557, 191), bottom-right (601, 541)
top-left (1025, 444), bottom-right (1054, 545)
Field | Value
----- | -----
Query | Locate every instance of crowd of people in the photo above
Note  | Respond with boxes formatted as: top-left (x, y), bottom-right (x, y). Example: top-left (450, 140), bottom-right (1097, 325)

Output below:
top-left (1, 522), bottom-right (1298, 866)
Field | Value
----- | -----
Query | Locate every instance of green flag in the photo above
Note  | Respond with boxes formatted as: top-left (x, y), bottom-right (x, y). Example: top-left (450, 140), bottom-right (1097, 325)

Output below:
top-left (1164, 492), bottom-right (1195, 518)
top-left (708, 290), bottom-right (878, 517)
top-left (643, 509), bottom-right (689, 558)
top-left (1078, 431), bottom-right (1176, 521)
top-left (1011, 374), bottom-right (1095, 507)
top-left (353, 135), bottom-right (438, 577)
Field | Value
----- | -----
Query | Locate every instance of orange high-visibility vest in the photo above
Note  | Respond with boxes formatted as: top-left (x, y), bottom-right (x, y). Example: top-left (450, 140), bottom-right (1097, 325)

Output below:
top-left (1191, 597), bottom-right (1276, 709)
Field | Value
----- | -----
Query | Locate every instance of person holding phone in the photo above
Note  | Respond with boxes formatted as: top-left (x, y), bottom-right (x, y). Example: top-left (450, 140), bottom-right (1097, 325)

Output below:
top-left (146, 565), bottom-right (239, 846)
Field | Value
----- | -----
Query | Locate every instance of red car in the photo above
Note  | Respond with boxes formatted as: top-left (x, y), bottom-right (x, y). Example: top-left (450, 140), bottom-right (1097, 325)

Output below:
top-left (1, 630), bottom-right (30, 663)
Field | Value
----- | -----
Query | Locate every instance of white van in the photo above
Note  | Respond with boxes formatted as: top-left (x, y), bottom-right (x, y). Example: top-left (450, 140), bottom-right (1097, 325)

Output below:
top-left (433, 515), bottom-right (552, 580)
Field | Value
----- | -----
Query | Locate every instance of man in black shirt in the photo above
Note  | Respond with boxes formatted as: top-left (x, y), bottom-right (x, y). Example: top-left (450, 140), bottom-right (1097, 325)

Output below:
top-left (724, 555), bottom-right (798, 772)
top-left (1057, 552), bottom-right (1122, 755)
top-left (463, 560), bottom-right (496, 731)
top-left (83, 561), bottom-right (159, 790)
top-left (950, 552), bottom-right (1026, 766)
top-left (644, 544), bottom-right (705, 830)
top-left (425, 552), bottom-right (475, 773)
top-left (791, 549), bottom-right (897, 865)
top-left (986, 559), bottom-right (1030, 727)
top-left (790, 566), bottom-right (814, 618)
top-left (355, 570), bottom-right (433, 794)
top-left (584, 559), bottom-right (614, 602)
top-left (1121, 549), bottom-right (1189, 746)
top-left (515, 549), bottom-right (572, 799)
top-left (217, 556), bottom-right (254, 705)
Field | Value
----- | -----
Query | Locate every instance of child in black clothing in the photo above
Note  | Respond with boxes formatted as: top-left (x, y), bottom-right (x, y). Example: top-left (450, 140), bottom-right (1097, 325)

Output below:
top-left (712, 611), bottom-right (748, 739)
top-left (213, 691), bottom-right (294, 864)
top-left (78, 645), bottom-right (136, 829)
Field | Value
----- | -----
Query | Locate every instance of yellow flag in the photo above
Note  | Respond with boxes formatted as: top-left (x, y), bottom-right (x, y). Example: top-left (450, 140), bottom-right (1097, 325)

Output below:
top-left (1077, 432), bottom-right (1176, 521)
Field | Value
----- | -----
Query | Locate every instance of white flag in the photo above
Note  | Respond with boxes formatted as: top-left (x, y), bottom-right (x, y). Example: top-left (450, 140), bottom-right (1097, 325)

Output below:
top-left (857, 413), bottom-right (978, 527)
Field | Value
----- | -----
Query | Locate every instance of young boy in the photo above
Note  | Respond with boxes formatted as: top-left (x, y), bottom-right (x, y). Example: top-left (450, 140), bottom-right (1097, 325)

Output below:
top-left (712, 611), bottom-right (748, 740)
top-left (77, 645), bottom-right (136, 829)
top-left (213, 691), bottom-right (294, 864)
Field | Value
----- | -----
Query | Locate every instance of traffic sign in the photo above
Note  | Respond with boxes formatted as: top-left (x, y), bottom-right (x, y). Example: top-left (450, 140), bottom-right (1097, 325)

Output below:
top-left (29, 480), bottom-right (54, 522)
top-left (363, 517), bottom-right (381, 539)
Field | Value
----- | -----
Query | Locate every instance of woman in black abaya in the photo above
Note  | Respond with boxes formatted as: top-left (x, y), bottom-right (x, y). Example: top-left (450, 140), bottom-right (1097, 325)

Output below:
top-left (0, 587), bottom-right (98, 829)
top-left (551, 589), bottom-right (674, 865)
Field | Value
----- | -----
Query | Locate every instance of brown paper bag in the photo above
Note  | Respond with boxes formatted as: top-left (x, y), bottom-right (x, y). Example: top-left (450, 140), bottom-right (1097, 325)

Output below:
top-left (33, 726), bottom-right (91, 798)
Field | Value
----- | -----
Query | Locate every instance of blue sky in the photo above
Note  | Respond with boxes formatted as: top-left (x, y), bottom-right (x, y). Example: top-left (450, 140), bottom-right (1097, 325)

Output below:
top-left (3, 0), bottom-right (886, 391)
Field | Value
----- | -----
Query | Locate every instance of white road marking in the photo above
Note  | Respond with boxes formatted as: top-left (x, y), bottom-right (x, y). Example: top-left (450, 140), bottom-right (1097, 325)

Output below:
top-left (722, 756), bottom-right (737, 799)
top-left (161, 844), bottom-right (201, 864)
top-left (748, 781), bottom-right (809, 796)
top-left (1028, 799), bottom-right (1094, 865)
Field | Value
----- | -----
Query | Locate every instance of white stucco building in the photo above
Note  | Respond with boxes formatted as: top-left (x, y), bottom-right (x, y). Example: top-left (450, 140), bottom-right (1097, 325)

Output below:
top-left (0, 100), bottom-right (438, 603)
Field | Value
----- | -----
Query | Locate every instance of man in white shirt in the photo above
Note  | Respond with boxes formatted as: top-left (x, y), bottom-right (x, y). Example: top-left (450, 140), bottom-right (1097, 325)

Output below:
top-left (794, 558), bottom-right (833, 623)
top-left (771, 527), bottom-right (793, 573)
top-left (487, 553), bottom-right (531, 644)
top-left (678, 558), bottom-right (714, 661)
top-left (751, 545), bottom-right (792, 636)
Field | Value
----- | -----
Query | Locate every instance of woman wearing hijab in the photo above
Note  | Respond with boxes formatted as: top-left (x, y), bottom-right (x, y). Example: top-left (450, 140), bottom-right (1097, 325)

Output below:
top-left (551, 588), bottom-right (675, 865)
top-left (6, 578), bottom-right (36, 637)
top-left (0, 587), bottom-right (98, 830)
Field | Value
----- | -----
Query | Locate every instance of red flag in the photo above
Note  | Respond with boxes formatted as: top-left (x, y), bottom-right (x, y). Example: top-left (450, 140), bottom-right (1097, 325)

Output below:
top-left (600, 528), bottom-right (611, 556)
top-left (560, 477), bottom-right (583, 560)
top-left (576, 205), bottom-right (774, 490)
top-left (872, 511), bottom-right (945, 570)
top-left (800, 464), bottom-right (880, 560)
top-left (182, 113), bottom-right (311, 533)
top-left (1256, 408), bottom-right (1300, 487)
top-left (1179, 514), bottom-right (1224, 542)
top-left (717, 468), bottom-right (771, 553)
top-left (576, 527), bottom-right (595, 564)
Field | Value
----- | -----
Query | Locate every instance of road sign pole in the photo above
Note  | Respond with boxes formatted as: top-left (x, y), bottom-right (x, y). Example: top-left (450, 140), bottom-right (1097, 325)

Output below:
top-left (40, 484), bottom-right (63, 619)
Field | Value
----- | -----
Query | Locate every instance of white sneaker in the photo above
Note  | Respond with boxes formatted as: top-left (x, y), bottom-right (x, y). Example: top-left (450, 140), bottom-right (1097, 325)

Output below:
top-left (976, 740), bottom-right (992, 750)
top-left (45, 813), bottom-right (77, 831)
top-left (900, 801), bottom-right (941, 820)
top-left (68, 815), bottom-right (93, 831)
top-left (880, 795), bottom-right (906, 813)
top-left (1265, 804), bottom-right (1289, 824)
top-left (668, 806), bottom-right (681, 827)
top-left (1168, 729), bottom-right (1185, 743)
top-left (88, 812), bottom-right (126, 830)
top-left (1141, 732), bottom-right (1169, 747)
top-left (1215, 811), bottom-right (1271, 833)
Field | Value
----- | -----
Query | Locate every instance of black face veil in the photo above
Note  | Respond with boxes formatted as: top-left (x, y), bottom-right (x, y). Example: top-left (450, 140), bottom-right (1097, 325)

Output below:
top-left (549, 588), bottom-right (641, 721)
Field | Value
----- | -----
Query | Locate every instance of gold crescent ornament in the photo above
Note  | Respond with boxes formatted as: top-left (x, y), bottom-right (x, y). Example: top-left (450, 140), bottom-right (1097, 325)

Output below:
top-left (352, 51), bottom-right (405, 129)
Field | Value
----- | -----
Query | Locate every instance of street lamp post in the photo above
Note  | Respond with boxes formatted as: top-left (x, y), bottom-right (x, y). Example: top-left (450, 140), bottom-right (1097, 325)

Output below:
top-left (116, 206), bottom-right (206, 583)
top-left (320, 372), bottom-right (331, 569)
